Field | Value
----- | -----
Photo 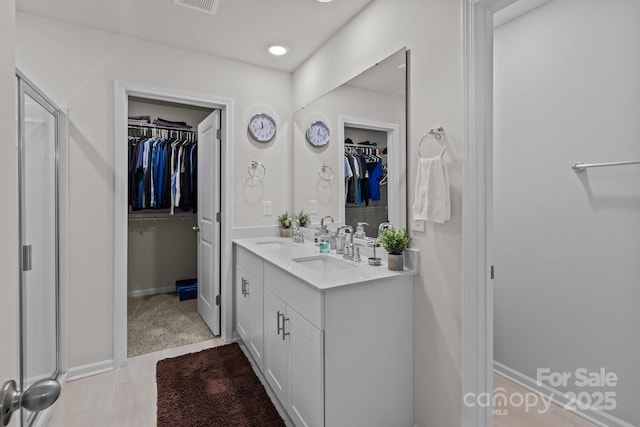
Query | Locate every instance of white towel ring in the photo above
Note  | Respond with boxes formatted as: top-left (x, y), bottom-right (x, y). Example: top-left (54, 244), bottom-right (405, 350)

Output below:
top-left (248, 160), bottom-right (267, 181)
top-left (318, 164), bottom-right (334, 182)
top-left (417, 127), bottom-right (446, 159)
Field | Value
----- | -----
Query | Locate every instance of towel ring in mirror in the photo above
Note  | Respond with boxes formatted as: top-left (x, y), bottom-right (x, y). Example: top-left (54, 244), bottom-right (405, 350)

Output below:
top-left (248, 160), bottom-right (267, 182)
top-left (319, 164), bottom-right (334, 182)
top-left (417, 127), bottom-right (446, 159)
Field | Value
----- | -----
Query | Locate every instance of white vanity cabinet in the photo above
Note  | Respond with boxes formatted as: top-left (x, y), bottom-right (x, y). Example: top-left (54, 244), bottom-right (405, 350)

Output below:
top-left (235, 246), bottom-right (264, 371)
top-left (263, 264), bottom-right (324, 427)
top-left (234, 239), bottom-right (414, 427)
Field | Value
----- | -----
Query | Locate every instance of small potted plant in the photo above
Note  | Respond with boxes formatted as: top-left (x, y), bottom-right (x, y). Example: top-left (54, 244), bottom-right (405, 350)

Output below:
top-left (297, 210), bottom-right (310, 228)
top-left (378, 227), bottom-right (410, 271)
top-left (277, 211), bottom-right (292, 237)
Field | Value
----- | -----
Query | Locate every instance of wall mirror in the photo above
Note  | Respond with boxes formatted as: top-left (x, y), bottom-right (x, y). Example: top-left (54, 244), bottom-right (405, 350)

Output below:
top-left (292, 47), bottom-right (407, 238)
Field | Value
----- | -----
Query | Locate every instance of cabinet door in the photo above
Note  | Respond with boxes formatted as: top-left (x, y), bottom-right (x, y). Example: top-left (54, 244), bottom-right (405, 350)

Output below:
top-left (264, 288), bottom-right (288, 406)
top-left (286, 308), bottom-right (324, 427)
top-left (248, 275), bottom-right (264, 369)
top-left (235, 265), bottom-right (251, 342)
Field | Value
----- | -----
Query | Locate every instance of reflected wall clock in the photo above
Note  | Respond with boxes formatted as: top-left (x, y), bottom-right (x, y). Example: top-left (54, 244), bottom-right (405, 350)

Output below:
top-left (306, 120), bottom-right (330, 147)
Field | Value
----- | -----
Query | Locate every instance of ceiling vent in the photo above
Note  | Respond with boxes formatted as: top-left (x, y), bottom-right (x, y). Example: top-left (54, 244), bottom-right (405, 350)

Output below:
top-left (173, 0), bottom-right (220, 15)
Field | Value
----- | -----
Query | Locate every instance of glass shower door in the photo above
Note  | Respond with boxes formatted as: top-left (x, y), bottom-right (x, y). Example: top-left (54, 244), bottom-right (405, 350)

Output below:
top-left (18, 77), bottom-right (60, 426)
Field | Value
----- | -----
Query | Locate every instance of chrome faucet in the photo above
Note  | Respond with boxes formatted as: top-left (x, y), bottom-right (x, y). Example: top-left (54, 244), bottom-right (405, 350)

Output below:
top-left (288, 217), bottom-right (305, 244)
top-left (336, 225), bottom-right (360, 261)
top-left (320, 215), bottom-right (334, 231)
top-left (315, 215), bottom-right (334, 247)
top-left (378, 222), bottom-right (393, 237)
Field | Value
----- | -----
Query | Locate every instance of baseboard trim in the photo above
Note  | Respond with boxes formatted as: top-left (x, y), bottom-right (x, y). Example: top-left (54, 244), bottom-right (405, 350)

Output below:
top-left (127, 285), bottom-right (175, 298)
top-left (67, 359), bottom-right (114, 381)
top-left (494, 361), bottom-right (633, 427)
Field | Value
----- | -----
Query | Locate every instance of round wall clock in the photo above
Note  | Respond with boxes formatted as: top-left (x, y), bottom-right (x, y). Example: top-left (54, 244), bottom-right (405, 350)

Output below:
top-left (248, 113), bottom-right (277, 142)
top-left (306, 120), bottom-right (330, 147)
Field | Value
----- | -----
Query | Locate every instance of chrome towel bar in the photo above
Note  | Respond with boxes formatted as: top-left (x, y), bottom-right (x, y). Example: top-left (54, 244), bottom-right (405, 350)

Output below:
top-left (572, 160), bottom-right (640, 173)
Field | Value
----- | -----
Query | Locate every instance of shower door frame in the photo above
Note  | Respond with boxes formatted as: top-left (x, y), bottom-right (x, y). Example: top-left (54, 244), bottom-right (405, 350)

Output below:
top-left (16, 69), bottom-right (69, 427)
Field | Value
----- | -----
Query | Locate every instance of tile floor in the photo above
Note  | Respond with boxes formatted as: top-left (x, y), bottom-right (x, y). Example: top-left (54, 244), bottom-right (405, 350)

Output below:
top-left (44, 339), bottom-right (225, 427)
top-left (493, 374), bottom-right (597, 427)
top-left (44, 345), bottom-right (598, 427)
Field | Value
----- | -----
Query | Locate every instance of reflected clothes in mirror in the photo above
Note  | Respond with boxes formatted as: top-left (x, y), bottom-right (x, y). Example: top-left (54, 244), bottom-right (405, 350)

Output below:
top-left (128, 136), bottom-right (198, 214)
top-left (344, 153), bottom-right (384, 206)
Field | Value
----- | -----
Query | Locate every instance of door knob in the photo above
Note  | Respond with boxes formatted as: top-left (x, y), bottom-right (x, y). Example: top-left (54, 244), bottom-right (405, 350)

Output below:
top-left (192, 226), bottom-right (200, 232)
top-left (1, 378), bottom-right (61, 425)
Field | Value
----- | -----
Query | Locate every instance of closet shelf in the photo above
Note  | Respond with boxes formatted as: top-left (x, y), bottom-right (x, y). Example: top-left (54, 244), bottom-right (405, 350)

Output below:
top-left (128, 213), bottom-right (196, 221)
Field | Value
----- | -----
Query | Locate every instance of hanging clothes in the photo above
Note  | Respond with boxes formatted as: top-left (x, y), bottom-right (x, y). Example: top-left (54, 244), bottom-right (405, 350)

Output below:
top-left (344, 144), bottom-right (384, 206)
top-left (346, 154), bottom-right (358, 204)
top-left (366, 161), bottom-right (384, 201)
top-left (128, 124), bottom-right (198, 214)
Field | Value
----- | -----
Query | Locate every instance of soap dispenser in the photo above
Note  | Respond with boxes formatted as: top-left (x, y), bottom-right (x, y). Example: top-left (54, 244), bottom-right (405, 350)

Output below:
top-left (354, 222), bottom-right (368, 239)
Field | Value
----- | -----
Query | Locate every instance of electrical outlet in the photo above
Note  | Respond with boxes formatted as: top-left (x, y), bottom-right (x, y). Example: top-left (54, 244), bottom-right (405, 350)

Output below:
top-left (262, 201), bottom-right (272, 216)
top-left (309, 200), bottom-right (318, 214)
top-left (412, 218), bottom-right (426, 232)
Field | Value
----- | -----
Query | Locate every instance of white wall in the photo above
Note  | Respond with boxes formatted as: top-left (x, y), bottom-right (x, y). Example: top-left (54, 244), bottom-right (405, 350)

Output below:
top-left (127, 219), bottom-right (198, 294)
top-left (0, 2), bottom-right (19, 422)
top-left (293, 0), bottom-right (463, 425)
top-left (16, 12), bottom-right (292, 369)
top-left (494, 0), bottom-right (640, 424)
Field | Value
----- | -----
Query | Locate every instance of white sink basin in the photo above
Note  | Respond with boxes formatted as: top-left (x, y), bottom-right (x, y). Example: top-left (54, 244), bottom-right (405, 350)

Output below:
top-left (292, 255), bottom-right (356, 271)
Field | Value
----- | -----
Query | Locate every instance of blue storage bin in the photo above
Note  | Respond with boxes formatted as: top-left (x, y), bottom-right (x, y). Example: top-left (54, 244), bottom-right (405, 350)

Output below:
top-left (177, 283), bottom-right (197, 301)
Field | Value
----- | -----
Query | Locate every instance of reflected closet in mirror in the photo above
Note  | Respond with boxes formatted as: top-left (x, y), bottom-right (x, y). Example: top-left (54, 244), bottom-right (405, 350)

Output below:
top-left (292, 48), bottom-right (407, 238)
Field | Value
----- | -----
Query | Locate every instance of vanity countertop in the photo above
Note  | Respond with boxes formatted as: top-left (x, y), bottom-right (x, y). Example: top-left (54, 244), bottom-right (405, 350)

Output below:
top-left (233, 236), bottom-right (417, 292)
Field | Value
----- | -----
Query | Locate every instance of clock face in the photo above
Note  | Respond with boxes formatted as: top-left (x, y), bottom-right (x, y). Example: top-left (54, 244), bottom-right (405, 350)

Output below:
top-left (306, 121), bottom-right (330, 147)
top-left (248, 113), bottom-right (277, 142)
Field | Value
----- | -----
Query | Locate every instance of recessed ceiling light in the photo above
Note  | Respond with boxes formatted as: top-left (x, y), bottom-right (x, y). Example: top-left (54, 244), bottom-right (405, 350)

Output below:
top-left (268, 44), bottom-right (289, 56)
top-left (317, 0), bottom-right (334, 2)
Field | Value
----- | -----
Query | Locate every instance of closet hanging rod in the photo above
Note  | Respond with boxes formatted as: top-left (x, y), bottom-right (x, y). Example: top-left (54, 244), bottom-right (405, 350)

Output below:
top-left (344, 143), bottom-right (377, 147)
top-left (572, 160), bottom-right (640, 173)
top-left (128, 123), bottom-right (196, 133)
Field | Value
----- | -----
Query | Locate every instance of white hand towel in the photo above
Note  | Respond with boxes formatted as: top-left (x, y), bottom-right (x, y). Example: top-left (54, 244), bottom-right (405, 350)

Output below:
top-left (413, 156), bottom-right (450, 224)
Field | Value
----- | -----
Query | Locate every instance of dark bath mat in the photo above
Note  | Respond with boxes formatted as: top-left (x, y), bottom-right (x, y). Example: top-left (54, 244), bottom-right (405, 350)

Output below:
top-left (156, 342), bottom-right (285, 427)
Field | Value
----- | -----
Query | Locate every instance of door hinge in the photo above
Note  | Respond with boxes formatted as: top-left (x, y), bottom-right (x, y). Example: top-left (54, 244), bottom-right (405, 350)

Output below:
top-left (22, 245), bottom-right (32, 272)
top-left (216, 212), bottom-right (221, 223)
top-left (216, 129), bottom-right (221, 139)
top-left (215, 294), bottom-right (221, 306)
top-left (490, 265), bottom-right (495, 280)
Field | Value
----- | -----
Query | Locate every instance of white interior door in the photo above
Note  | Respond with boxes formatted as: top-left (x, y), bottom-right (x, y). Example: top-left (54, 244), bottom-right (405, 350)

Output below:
top-left (197, 110), bottom-right (221, 335)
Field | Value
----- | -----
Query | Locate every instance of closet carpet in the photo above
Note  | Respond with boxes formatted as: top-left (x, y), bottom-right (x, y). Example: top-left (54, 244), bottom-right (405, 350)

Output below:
top-left (128, 293), bottom-right (215, 357)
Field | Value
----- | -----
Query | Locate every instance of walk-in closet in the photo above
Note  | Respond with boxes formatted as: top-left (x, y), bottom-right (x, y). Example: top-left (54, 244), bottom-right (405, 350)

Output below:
top-left (126, 97), bottom-right (216, 358)
top-left (344, 126), bottom-right (388, 234)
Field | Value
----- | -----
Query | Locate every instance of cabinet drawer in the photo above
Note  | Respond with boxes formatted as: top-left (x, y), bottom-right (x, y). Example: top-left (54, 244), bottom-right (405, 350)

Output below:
top-left (264, 263), bottom-right (322, 329)
top-left (236, 245), bottom-right (263, 283)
